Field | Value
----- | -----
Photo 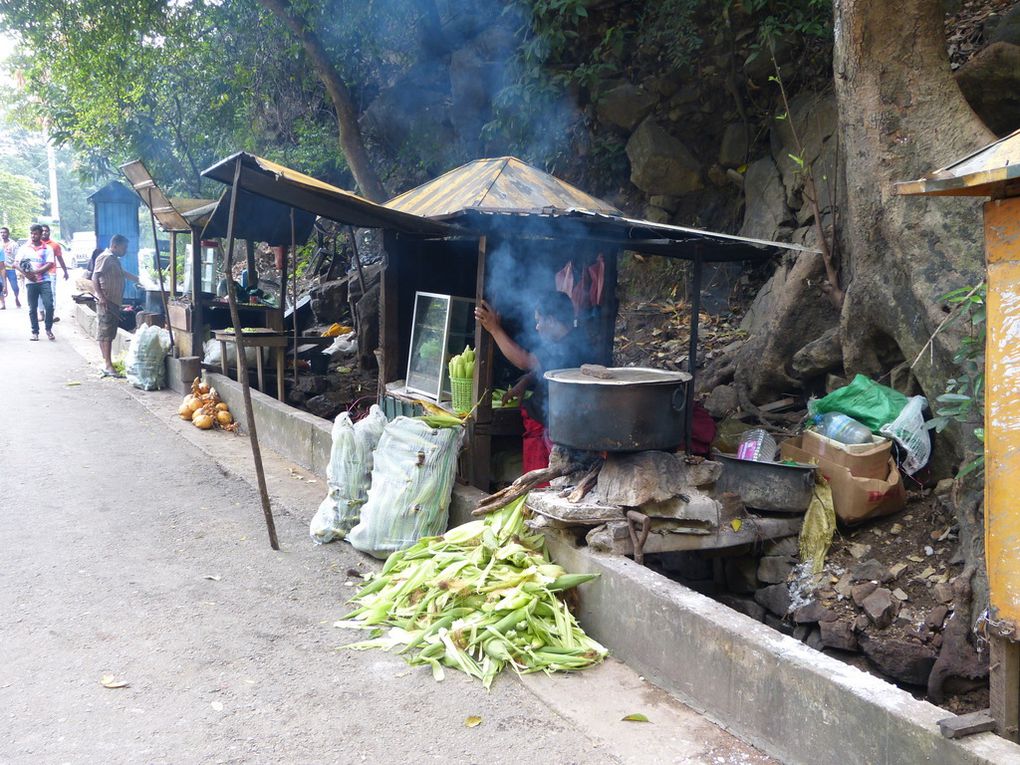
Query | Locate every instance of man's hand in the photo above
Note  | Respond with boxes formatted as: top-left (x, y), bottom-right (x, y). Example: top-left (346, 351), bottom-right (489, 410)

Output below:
top-left (63, 269), bottom-right (69, 280)
top-left (474, 299), bottom-right (501, 334)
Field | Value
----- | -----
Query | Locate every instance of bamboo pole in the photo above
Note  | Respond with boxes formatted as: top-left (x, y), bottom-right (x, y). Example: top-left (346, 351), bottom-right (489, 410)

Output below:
top-left (291, 208), bottom-right (299, 385)
top-left (144, 189), bottom-right (174, 351)
top-left (223, 158), bottom-right (280, 551)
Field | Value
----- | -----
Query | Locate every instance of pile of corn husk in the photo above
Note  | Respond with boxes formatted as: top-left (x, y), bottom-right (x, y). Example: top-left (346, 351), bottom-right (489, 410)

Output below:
top-left (337, 496), bottom-right (606, 687)
top-left (177, 377), bottom-right (238, 431)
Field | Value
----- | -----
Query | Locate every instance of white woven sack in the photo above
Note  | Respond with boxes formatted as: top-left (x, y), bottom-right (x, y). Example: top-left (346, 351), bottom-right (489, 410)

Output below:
top-left (309, 405), bottom-right (387, 544)
top-left (125, 325), bottom-right (171, 391)
top-left (348, 417), bottom-right (464, 559)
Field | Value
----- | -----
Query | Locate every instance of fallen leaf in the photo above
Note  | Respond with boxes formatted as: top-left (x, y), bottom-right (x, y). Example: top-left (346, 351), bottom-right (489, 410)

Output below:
top-left (465, 715), bottom-right (482, 728)
top-left (730, 519), bottom-right (742, 532)
top-left (66, 381), bottom-right (82, 387)
top-left (203, 575), bottom-right (221, 581)
top-left (211, 701), bottom-right (224, 712)
top-left (622, 713), bottom-right (651, 723)
top-left (100, 674), bottom-right (129, 689)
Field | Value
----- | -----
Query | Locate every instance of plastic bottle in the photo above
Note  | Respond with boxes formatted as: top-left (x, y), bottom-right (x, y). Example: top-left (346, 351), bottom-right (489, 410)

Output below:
top-left (737, 428), bottom-right (778, 462)
top-left (812, 412), bottom-right (873, 445)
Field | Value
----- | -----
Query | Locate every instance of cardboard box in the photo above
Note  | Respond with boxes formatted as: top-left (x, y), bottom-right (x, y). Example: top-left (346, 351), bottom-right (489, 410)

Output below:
top-left (801, 430), bottom-right (892, 480)
top-left (782, 437), bottom-right (905, 525)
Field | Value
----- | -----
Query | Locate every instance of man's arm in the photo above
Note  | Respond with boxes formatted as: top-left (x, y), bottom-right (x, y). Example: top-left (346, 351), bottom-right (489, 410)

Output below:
top-left (55, 249), bottom-right (69, 280)
top-left (474, 300), bottom-right (538, 371)
top-left (124, 270), bottom-right (139, 283)
top-left (92, 260), bottom-right (108, 307)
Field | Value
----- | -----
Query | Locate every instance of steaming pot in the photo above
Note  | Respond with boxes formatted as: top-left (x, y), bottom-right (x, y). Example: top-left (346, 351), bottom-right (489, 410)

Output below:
top-left (544, 366), bottom-right (691, 452)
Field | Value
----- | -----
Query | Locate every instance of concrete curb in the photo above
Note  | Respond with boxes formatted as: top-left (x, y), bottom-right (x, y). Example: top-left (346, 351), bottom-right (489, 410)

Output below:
top-left (72, 302), bottom-right (133, 358)
top-left (446, 488), bottom-right (1019, 765)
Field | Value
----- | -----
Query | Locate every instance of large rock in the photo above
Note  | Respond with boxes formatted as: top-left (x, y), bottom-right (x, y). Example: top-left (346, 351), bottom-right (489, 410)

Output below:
top-left (718, 123), bottom-right (750, 168)
top-left (819, 619), bottom-right (859, 652)
top-left (737, 156), bottom-right (789, 242)
top-left (770, 91), bottom-right (838, 213)
top-left (988, 4), bottom-right (1020, 45)
top-left (956, 42), bottom-right (1020, 136)
top-left (596, 451), bottom-right (685, 506)
top-left (597, 82), bottom-right (657, 131)
top-left (791, 326), bottom-right (844, 379)
top-left (757, 556), bottom-right (797, 584)
top-left (704, 384), bottom-right (739, 418)
top-left (310, 278), bottom-right (349, 325)
top-left (858, 635), bottom-right (937, 686)
top-left (717, 594), bottom-right (766, 622)
top-left (626, 119), bottom-right (703, 196)
top-left (862, 588), bottom-right (899, 629)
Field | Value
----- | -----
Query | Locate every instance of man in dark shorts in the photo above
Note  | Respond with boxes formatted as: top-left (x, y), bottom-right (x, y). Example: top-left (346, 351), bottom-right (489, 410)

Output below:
top-left (91, 234), bottom-right (138, 377)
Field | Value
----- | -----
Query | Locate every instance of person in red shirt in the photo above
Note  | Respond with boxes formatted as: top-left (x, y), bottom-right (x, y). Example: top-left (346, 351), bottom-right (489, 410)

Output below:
top-left (40, 225), bottom-right (69, 323)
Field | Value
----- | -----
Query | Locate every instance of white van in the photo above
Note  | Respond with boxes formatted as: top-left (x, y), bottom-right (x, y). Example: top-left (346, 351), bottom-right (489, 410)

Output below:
top-left (71, 231), bottom-right (97, 268)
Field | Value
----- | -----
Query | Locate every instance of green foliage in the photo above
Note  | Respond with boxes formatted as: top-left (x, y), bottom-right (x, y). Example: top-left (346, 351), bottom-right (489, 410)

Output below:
top-left (927, 283), bottom-right (986, 479)
top-left (637, 0), bottom-right (702, 72)
top-left (745, 0), bottom-right (832, 46)
top-left (0, 169), bottom-right (43, 234)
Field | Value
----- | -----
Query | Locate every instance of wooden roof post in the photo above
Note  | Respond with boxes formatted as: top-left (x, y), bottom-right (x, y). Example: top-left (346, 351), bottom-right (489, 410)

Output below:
top-left (471, 235), bottom-right (493, 491)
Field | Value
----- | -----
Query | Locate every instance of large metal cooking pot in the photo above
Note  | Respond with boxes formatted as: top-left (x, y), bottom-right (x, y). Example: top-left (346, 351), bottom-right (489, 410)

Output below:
top-left (544, 366), bottom-right (692, 452)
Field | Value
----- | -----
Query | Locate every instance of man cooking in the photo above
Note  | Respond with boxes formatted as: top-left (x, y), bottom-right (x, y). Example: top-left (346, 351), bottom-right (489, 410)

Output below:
top-left (474, 291), bottom-right (590, 473)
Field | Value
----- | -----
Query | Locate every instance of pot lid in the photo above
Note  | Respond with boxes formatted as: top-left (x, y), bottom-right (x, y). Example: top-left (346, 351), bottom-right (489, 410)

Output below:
top-left (544, 366), bottom-right (692, 385)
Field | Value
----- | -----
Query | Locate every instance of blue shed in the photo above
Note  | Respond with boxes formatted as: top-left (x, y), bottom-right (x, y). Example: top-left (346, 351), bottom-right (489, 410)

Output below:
top-left (88, 180), bottom-right (141, 300)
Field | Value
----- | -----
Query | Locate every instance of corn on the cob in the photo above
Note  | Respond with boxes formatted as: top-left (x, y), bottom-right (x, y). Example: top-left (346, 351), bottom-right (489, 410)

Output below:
top-left (338, 495), bottom-right (606, 688)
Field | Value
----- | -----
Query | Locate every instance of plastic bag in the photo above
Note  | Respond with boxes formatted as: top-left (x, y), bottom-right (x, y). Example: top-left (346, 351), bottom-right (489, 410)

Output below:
top-left (799, 477), bottom-right (836, 575)
top-left (309, 405), bottom-right (387, 544)
top-left (125, 325), bottom-right (171, 391)
top-left (809, 374), bottom-right (908, 433)
top-left (203, 337), bottom-right (263, 368)
top-left (879, 395), bottom-right (930, 475)
top-left (348, 417), bottom-right (464, 559)
top-left (324, 332), bottom-right (358, 356)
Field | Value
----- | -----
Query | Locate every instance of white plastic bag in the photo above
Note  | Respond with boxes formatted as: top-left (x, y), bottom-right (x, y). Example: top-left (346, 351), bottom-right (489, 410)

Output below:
top-left (879, 395), bottom-right (930, 475)
top-left (310, 405), bottom-right (387, 544)
top-left (203, 337), bottom-right (264, 368)
top-left (324, 331), bottom-right (358, 356)
top-left (348, 417), bottom-right (464, 559)
top-left (125, 325), bottom-right (171, 391)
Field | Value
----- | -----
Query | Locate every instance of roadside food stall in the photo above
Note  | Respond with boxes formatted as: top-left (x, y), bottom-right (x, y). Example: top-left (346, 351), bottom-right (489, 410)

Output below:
top-left (378, 157), bottom-right (816, 491)
top-left (895, 127), bottom-right (1020, 742)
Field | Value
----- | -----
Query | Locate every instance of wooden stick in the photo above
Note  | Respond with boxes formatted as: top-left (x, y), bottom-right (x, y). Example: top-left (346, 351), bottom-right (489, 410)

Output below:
top-left (144, 189), bottom-right (174, 351)
top-left (567, 459), bottom-right (604, 503)
top-left (291, 208), bottom-right (299, 386)
top-left (472, 463), bottom-right (581, 516)
top-left (223, 158), bottom-right (280, 551)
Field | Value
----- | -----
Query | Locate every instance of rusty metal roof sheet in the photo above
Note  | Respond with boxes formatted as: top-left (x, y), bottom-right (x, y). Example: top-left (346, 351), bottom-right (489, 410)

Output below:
top-left (894, 127), bottom-right (1020, 198)
top-left (202, 152), bottom-right (455, 235)
top-left (384, 156), bottom-right (622, 217)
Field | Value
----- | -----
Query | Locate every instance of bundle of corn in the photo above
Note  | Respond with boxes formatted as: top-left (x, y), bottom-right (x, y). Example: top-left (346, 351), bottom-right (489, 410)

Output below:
top-left (177, 377), bottom-right (238, 432)
top-left (337, 496), bottom-right (606, 687)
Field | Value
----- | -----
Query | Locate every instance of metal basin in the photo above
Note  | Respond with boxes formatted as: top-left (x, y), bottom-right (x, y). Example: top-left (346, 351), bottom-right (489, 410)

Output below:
top-left (545, 366), bottom-right (691, 452)
top-left (714, 452), bottom-right (817, 513)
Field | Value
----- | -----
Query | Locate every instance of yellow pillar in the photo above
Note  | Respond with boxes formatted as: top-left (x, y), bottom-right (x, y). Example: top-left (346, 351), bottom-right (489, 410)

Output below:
top-left (985, 195), bottom-right (1020, 632)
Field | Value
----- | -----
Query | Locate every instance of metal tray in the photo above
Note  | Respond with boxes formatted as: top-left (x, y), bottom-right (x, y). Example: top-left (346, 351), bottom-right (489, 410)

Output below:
top-left (714, 452), bottom-right (817, 513)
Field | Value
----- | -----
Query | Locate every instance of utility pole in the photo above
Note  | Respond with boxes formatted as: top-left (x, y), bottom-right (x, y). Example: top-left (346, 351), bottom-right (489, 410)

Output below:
top-left (46, 137), bottom-right (60, 236)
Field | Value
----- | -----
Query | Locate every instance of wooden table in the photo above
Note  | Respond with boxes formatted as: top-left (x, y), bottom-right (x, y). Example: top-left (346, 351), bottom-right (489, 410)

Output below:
top-left (213, 329), bottom-right (288, 400)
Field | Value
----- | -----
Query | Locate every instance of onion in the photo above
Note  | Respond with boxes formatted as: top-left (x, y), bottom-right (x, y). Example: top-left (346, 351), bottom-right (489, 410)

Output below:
top-left (215, 410), bottom-right (233, 426)
top-left (179, 404), bottom-right (193, 420)
top-left (192, 413), bottom-right (214, 430)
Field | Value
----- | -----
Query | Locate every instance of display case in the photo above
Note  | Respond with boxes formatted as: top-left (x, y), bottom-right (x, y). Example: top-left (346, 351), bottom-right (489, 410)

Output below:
top-left (406, 291), bottom-right (475, 401)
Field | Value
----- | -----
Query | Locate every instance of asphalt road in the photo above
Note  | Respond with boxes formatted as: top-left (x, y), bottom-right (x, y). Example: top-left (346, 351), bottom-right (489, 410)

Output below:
top-left (0, 294), bottom-right (774, 765)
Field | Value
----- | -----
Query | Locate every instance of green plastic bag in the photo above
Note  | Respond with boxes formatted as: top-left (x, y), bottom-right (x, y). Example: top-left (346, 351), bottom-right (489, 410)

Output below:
top-left (809, 374), bottom-right (908, 432)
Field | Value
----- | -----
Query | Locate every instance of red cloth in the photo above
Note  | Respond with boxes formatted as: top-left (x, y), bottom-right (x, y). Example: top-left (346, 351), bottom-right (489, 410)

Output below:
top-left (521, 407), bottom-right (552, 479)
top-left (587, 254), bottom-right (605, 306)
top-left (688, 402), bottom-right (717, 456)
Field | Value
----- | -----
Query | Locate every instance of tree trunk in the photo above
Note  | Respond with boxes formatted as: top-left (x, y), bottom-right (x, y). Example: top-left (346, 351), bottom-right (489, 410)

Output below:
top-left (257, 0), bottom-right (388, 203)
top-left (833, 0), bottom-right (994, 615)
top-left (833, 0), bottom-right (991, 398)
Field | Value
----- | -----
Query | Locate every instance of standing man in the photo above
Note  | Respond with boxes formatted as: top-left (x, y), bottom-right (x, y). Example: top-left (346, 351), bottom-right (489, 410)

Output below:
top-left (92, 234), bottom-right (138, 376)
top-left (1, 227), bottom-right (19, 308)
top-left (15, 224), bottom-right (57, 340)
top-left (39, 224), bottom-right (68, 322)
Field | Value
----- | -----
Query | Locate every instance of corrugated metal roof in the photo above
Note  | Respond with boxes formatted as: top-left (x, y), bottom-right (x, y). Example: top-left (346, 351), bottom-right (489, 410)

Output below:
top-left (385, 156), bottom-right (621, 217)
top-left (894, 127), bottom-right (1020, 197)
top-left (120, 160), bottom-right (215, 233)
top-left (202, 152), bottom-right (454, 235)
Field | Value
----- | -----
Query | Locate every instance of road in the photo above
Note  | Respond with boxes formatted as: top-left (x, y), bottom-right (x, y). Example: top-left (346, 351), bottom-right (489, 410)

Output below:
top-left (0, 292), bottom-right (774, 765)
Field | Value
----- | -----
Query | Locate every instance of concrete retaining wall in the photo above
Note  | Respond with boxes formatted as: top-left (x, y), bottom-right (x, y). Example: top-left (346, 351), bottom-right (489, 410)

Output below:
top-left (448, 487), bottom-right (1020, 765)
top-left (203, 371), bottom-right (333, 476)
top-left (73, 302), bottom-right (134, 358)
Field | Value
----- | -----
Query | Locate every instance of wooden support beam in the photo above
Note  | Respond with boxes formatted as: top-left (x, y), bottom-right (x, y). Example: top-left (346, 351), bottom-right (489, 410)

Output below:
top-left (471, 235), bottom-right (494, 491)
top-left (990, 636), bottom-right (1020, 742)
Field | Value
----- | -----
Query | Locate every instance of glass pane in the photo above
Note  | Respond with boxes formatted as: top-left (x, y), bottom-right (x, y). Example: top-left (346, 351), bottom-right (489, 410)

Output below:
top-left (407, 294), bottom-right (451, 398)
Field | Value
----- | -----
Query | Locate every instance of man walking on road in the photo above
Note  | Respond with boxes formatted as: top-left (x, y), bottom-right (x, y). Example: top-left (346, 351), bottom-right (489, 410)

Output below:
top-left (92, 234), bottom-right (138, 376)
top-left (40, 225), bottom-right (69, 323)
top-left (1, 227), bottom-right (19, 308)
top-left (15, 224), bottom-right (57, 340)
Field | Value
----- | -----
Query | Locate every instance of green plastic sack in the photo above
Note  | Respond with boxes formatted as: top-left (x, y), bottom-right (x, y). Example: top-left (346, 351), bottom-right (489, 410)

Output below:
top-left (809, 374), bottom-right (908, 432)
